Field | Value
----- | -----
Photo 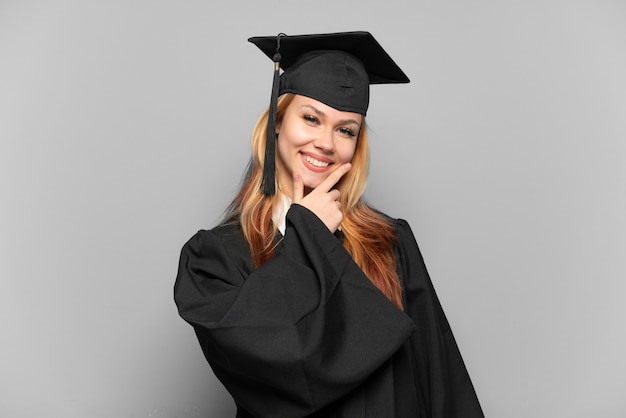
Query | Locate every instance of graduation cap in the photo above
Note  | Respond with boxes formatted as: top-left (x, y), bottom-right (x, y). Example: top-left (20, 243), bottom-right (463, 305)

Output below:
top-left (248, 31), bottom-right (410, 195)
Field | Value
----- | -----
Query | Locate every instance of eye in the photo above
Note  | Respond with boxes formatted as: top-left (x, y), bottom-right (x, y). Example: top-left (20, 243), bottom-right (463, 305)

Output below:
top-left (338, 127), bottom-right (357, 137)
top-left (303, 114), bottom-right (320, 125)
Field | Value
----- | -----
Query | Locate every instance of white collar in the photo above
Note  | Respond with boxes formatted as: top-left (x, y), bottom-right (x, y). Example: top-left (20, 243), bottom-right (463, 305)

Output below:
top-left (272, 194), bottom-right (292, 236)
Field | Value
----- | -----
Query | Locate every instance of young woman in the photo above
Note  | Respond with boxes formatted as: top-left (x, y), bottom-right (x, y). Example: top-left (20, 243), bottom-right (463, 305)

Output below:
top-left (175, 31), bottom-right (483, 418)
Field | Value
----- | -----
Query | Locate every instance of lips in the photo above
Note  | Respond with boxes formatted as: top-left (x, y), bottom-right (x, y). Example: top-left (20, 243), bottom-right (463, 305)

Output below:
top-left (300, 152), bottom-right (333, 172)
top-left (304, 154), bottom-right (330, 167)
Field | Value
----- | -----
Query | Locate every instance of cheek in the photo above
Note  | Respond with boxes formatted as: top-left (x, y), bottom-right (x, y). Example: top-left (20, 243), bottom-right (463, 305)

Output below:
top-left (276, 129), bottom-right (303, 169)
top-left (277, 125), bottom-right (309, 153)
top-left (337, 140), bottom-right (358, 163)
top-left (276, 139), bottom-right (291, 173)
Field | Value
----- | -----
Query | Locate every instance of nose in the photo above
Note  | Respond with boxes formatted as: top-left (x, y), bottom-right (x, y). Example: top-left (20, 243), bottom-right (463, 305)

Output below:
top-left (313, 128), bottom-right (335, 153)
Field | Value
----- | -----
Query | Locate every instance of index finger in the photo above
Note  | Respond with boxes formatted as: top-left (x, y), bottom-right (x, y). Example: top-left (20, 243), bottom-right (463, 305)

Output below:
top-left (292, 171), bottom-right (304, 203)
top-left (315, 163), bottom-right (352, 193)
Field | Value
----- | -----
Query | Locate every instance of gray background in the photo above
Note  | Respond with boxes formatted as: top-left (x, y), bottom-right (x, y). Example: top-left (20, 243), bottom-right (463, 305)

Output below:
top-left (1, 0), bottom-right (625, 417)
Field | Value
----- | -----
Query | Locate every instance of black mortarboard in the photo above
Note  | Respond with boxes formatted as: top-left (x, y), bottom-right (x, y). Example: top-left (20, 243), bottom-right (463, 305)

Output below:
top-left (248, 31), bottom-right (410, 195)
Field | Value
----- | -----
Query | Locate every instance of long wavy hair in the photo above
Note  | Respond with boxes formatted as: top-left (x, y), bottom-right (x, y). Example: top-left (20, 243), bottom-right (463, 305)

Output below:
top-left (224, 94), bottom-right (403, 309)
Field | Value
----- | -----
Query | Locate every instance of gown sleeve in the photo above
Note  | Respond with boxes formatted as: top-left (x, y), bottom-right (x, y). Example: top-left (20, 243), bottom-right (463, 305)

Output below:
top-left (174, 204), bottom-right (417, 418)
top-left (396, 219), bottom-right (484, 417)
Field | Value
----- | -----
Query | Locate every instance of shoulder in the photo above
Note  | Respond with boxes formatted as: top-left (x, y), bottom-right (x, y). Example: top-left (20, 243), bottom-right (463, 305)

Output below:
top-left (369, 207), bottom-right (416, 240)
top-left (211, 219), bottom-right (246, 246)
top-left (370, 208), bottom-right (425, 262)
top-left (180, 219), bottom-right (251, 265)
top-left (184, 219), bottom-right (243, 246)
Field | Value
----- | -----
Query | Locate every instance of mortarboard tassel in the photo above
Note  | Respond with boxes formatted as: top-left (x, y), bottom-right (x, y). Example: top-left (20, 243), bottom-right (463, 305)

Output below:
top-left (261, 33), bottom-right (285, 196)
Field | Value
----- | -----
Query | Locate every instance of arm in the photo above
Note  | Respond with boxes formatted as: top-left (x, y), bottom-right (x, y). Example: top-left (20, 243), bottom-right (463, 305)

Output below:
top-left (174, 205), bottom-right (415, 418)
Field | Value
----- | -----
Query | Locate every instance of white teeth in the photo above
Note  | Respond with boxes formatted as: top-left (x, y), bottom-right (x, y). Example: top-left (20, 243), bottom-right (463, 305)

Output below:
top-left (304, 155), bottom-right (330, 167)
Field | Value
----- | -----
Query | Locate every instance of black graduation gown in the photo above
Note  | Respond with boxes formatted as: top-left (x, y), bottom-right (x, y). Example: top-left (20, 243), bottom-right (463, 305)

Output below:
top-left (174, 204), bottom-right (483, 418)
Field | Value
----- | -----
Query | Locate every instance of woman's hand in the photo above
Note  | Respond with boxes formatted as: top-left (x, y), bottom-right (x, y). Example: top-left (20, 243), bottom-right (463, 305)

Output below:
top-left (292, 163), bottom-right (351, 233)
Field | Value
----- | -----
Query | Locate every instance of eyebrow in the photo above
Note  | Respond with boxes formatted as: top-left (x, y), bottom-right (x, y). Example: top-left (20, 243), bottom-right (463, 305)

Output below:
top-left (301, 104), bottom-right (362, 127)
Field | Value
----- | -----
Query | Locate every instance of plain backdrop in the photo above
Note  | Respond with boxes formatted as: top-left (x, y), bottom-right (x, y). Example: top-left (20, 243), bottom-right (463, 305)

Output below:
top-left (1, 0), bottom-right (625, 417)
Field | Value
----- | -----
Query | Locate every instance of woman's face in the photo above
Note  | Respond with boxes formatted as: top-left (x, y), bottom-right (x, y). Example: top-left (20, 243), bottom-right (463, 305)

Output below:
top-left (276, 95), bottom-right (362, 196)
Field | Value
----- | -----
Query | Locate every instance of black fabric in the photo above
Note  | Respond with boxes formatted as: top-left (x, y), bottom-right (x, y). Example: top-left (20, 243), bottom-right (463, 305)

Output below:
top-left (174, 205), bottom-right (483, 417)
top-left (278, 50), bottom-right (370, 115)
top-left (248, 31), bottom-right (410, 84)
top-left (248, 31), bottom-right (410, 116)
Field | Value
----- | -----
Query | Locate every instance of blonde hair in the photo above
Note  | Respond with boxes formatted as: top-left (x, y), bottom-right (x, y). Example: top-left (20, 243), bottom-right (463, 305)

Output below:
top-left (225, 94), bottom-right (403, 309)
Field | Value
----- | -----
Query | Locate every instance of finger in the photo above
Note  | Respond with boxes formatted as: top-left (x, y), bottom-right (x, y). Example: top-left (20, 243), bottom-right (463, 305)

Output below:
top-left (292, 171), bottom-right (304, 203)
top-left (316, 163), bottom-right (352, 193)
top-left (328, 189), bottom-right (341, 202)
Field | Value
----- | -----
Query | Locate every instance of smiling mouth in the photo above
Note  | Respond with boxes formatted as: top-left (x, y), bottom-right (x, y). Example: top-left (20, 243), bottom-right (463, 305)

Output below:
top-left (303, 154), bottom-right (331, 168)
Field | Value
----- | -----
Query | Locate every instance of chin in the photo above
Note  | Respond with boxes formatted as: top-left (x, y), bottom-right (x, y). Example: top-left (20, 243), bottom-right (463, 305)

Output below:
top-left (302, 176), bottom-right (325, 190)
